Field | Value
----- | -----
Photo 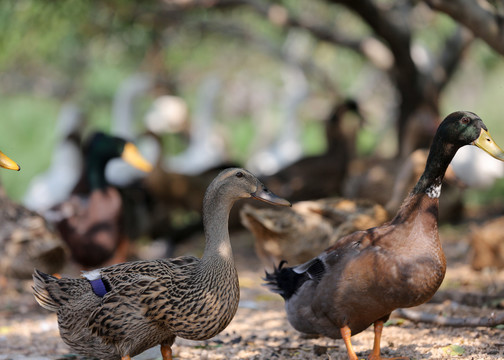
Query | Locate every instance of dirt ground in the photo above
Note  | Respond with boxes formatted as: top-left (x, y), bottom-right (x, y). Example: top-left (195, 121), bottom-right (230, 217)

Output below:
top-left (1, 229), bottom-right (504, 360)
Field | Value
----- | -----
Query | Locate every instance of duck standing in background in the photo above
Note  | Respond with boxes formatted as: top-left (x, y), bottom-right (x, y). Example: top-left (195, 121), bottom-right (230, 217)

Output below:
top-left (23, 102), bottom-right (86, 212)
top-left (262, 99), bottom-right (364, 202)
top-left (0, 150), bottom-right (68, 280)
top-left (241, 197), bottom-right (388, 269)
top-left (33, 168), bottom-right (290, 360)
top-left (49, 132), bottom-right (152, 269)
top-left (265, 111), bottom-right (504, 360)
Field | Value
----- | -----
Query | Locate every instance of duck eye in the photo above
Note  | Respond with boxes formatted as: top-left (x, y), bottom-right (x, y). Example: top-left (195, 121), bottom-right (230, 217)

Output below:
top-left (461, 117), bottom-right (470, 124)
top-left (235, 171), bottom-right (243, 178)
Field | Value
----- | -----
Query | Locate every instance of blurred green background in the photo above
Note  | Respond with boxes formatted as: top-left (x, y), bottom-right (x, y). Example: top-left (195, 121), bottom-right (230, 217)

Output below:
top-left (1, 0), bottom-right (504, 209)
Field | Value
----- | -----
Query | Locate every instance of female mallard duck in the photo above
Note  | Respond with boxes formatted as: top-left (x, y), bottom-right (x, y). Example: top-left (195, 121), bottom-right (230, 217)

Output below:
top-left (264, 111), bottom-right (504, 360)
top-left (32, 168), bottom-right (290, 360)
top-left (50, 132), bottom-right (152, 268)
top-left (0, 150), bottom-right (67, 279)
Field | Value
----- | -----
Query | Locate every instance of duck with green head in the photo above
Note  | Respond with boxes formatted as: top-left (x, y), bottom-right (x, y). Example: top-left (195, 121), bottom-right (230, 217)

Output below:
top-left (265, 111), bottom-right (504, 360)
top-left (54, 132), bottom-right (152, 268)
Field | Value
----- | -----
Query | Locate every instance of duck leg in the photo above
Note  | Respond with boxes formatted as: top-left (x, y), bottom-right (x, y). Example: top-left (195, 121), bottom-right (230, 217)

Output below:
top-left (121, 356), bottom-right (131, 360)
top-left (368, 320), bottom-right (408, 360)
top-left (340, 325), bottom-right (359, 360)
top-left (161, 344), bottom-right (173, 360)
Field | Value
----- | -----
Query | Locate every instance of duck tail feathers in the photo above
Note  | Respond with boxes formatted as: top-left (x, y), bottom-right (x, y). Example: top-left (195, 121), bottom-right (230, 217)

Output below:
top-left (32, 269), bottom-right (60, 312)
top-left (263, 260), bottom-right (301, 300)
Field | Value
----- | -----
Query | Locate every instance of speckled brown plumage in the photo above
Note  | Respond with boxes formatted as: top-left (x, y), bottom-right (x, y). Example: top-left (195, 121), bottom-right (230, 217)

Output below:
top-left (0, 186), bottom-right (67, 279)
top-left (33, 168), bottom-right (290, 360)
top-left (0, 149), bottom-right (67, 279)
top-left (265, 112), bottom-right (504, 360)
top-left (240, 197), bottom-right (388, 268)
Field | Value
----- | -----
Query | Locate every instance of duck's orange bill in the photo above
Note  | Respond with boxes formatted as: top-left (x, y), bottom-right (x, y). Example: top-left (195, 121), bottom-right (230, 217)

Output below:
top-left (473, 128), bottom-right (504, 161)
top-left (121, 142), bottom-right (153, 172)
top-left (0, 150), bottom-right (20, 171)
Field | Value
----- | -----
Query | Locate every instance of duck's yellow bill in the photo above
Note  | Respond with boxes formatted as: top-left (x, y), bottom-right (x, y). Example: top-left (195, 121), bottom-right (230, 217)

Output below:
top-left (473, 128), bottom-right (504, 161)
top-left (0, 150), bottom-right (20, 171)
top-left (121, 142), bottom-right (153, 172)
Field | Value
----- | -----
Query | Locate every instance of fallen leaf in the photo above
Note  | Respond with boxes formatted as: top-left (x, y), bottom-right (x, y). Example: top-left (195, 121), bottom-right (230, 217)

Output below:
top-left (442, 344), bottom-right (465, 356)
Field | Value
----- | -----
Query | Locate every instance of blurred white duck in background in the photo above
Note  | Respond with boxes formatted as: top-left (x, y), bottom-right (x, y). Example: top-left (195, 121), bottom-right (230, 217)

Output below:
top-left (451, 145), bottom-right (504, 188)
top-left (106, 73), bottom-right (158, 187)
top-left (23, 102), bottom-right (85, 212)
top-left (106, 74), bottom-right (188, 186)
top-left (246, 30), bottom-right (310, 176)
top-left (165, 75), bottom-right (228, 175)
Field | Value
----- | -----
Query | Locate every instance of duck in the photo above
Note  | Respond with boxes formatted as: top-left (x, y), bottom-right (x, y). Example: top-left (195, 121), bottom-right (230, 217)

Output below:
top-left (240, 197), bottom-right (388, 269)
top-left (261, 99), bottom-right (364, 202)
top-left (0, 150), bottom-right (68, 280)
top-left (470, 215), bottom-right (504, 270)
top-left (23, 102), bottom-right (86, 212)
top-left (165, 76), bottom-right (230, 175)
top-left (32, 168), bottom-right (291, 360)
top-left (48, 132), bottom-right (153, 269)
top-left (264, 111), bottom-right (504, 360)
top-left (450, 144), bottom-right (504, 188)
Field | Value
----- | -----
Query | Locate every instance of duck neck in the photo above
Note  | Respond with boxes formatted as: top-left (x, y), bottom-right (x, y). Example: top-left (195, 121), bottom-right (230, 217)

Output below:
top-left (201, 188), bottom-right (235, 265)
top-left (86, 157), bottom-right (109, 191)
top-left (411, 139), bottom-right (458, 198)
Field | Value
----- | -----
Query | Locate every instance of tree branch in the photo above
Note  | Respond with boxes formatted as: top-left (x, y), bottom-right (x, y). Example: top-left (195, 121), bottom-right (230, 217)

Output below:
top-left (434, 26), bottom-right (474, 90)
top-left (423, 0), bottom-right (504, 55)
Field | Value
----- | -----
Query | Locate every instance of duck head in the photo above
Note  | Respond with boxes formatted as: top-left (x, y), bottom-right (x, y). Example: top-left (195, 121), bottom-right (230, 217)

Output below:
top-left (0, 150), bottom-right (20, 171)
top-left (207, 168), bottom-right (291, 207)
top-left (85, 132), bottom-right (153, 190)
top-left (438, 111), bottom-right (504, 159)
top-left (87, 132), bottom-right (153, 172)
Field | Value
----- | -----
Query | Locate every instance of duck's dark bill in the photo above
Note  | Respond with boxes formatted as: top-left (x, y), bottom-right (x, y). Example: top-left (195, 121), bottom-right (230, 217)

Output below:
top-left (252, 187), bottom-right (291, 207)
top-left (121, 142), bottom-right (153, 172)
top-left (0, 150), bottom-right (20, 171)
top-left (473, 128), bottom-right (504, 161)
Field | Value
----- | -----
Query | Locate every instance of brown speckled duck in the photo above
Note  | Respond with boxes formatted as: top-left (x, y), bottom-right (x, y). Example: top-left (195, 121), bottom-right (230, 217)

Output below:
top-left (33, 168), bottom-right (290, 360)
top-left (240, 197), bottom-right (388, 269)
top-left (470, 215), bottom-right (504, 270)
top-left (0, 150), bottom-right (67, 279)
top-left (265, 111), bottom-right (504, 360)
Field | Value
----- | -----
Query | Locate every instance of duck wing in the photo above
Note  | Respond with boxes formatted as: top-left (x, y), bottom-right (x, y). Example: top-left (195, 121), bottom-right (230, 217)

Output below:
top-left (87, 257), bottom-right (200, 343)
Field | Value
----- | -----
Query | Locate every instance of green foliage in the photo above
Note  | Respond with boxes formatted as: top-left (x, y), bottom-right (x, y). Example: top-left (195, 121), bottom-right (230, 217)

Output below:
top-left (0, 95), bottom-right (59, 201)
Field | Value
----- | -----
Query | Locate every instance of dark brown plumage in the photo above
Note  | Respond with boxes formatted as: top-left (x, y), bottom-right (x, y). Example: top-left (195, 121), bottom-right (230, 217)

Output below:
top-left (265, 111), bottom-right (504, 360)
top-left (33, 168), bottom-right (290, 360)
top-left (262, 99), bottom-right (363, 201)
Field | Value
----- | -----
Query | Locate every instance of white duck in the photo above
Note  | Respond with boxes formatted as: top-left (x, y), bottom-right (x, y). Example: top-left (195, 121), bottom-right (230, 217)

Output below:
top-left (23, 102), bottom-right (85, 212)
